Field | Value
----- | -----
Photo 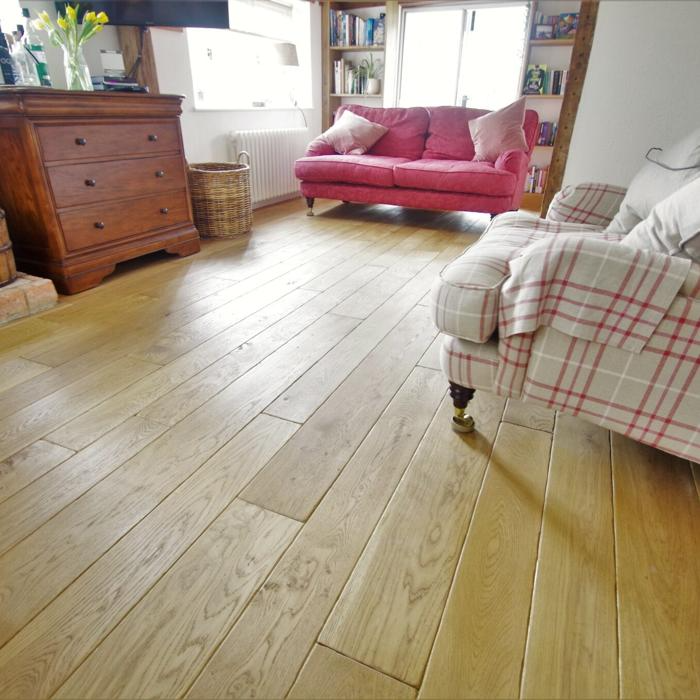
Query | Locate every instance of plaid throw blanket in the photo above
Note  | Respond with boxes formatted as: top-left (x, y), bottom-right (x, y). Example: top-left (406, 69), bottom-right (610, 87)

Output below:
top-left (499, 237), bottom-right (692, 353)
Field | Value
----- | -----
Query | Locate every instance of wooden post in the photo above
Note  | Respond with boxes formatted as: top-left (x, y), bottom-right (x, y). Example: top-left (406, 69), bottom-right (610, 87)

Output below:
top-left (117, 26), bottom-right (160, 95)
top-left (541, 0), bottom-right (599, 215)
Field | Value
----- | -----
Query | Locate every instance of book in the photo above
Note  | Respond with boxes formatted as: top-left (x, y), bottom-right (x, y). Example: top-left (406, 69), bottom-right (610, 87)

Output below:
top-left (330, 8), bottom-right (384, 47)
top-left (523, 64), bottom-right (547, 94)
top-left (557, 13), bottom-right (579, 38)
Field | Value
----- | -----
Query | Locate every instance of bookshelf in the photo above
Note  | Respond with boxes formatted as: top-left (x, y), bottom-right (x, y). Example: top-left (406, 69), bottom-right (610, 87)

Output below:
top-left (521, 0), bottom-right (581, 212)
top-left (321, 1), bottom-right (390, 129)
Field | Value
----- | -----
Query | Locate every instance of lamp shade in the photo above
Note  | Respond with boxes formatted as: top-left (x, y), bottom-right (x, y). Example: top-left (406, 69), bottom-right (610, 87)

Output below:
top-left (274, 42), bottom-right (299, 66)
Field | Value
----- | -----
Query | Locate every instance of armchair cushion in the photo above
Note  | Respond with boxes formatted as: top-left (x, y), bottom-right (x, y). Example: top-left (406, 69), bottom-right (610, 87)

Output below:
top-left (622, 177), bottom-right (700, 262)
top-left (546, 182), bottom-right (627, 227)
top-left (606, 127), bottom-right (700, 233)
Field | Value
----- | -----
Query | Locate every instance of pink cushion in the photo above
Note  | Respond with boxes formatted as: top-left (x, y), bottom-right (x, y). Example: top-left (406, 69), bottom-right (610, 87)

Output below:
top-left (393, 159), bottom-right (516, 196)
top-left (424, 106), bottom-right (539, 161)
top-left (294, 154), bottom-right (410, 187)
top-left (468, 97), bottom-right (528, 162)
top-left (335, 105), bottom-right (430, 160)
top-left (322, 110), bottom-right (388, 155)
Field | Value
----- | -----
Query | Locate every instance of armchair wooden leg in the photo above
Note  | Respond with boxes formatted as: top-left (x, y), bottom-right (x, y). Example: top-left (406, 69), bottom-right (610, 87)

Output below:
top-left (305, 197), bottom-right (315, 216)
top-left (449, 381), bottom-right (476, 433)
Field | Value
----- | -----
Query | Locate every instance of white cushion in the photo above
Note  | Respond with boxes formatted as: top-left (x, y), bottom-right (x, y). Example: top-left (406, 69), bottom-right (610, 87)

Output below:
top-left (430, 212), bottom-right (618, 343)
top-left (322, 110), bottom-right (388, 156)
top-left (468, 97), bottom-right (528, 162)
top-left (607, 127), bottom-right (700, 233)
top-left (621, 178), bottom-right (700, 262)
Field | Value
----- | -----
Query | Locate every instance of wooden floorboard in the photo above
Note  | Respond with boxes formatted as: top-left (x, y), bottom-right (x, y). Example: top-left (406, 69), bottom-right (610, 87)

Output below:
top-left (320, 392), bottom-right (507, 687)
top-left (0, 198), bottom-right (695, 700)
top-left (419, 422), bottom-right (551, 699)
top-left (612, 434), bottom-right (700, 699)
top-left (289, 645), bottom-right (416, 700)
top-left (521, 415), bottom-right (617, 699)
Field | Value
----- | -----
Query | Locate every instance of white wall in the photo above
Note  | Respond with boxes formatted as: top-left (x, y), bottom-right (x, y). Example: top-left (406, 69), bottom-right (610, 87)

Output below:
top-left (151, 3), bottom-right (322, 163)
top-left (564, 0), bottom-right (700, 187)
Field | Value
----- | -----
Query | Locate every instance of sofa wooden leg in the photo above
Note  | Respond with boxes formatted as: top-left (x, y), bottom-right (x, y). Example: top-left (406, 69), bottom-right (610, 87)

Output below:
top-left (305, 197), bottom-right (315, 216)
top-left (449, 381), bottom-right (476, 433)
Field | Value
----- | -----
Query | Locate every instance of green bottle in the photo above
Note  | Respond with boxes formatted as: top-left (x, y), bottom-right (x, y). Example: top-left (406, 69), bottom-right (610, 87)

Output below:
top-left (21, 8), bottom-right (52, 87)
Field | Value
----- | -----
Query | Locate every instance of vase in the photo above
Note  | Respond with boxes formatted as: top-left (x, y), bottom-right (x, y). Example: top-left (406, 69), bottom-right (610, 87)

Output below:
top-left (63, 46), bottom-right (93, 91)
top-left (366, 78), bottom-right (381, 95)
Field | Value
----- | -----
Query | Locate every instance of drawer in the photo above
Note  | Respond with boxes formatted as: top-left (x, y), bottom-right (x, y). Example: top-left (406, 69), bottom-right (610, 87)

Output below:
top-left (60, 191), bottom-right (191, 252)
top-left (37, 121), bottom-right (181, 162)
top-left (48, 155), bottom-right (186, 208)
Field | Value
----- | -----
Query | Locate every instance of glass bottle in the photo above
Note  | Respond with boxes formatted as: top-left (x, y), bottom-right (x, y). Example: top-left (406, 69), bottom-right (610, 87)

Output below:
top-left (0, 26), bottom-right (19, 85)
top-left (12, 28), bottom-right (40, 85)
top-left (21, 8), bottom-right (52, 87)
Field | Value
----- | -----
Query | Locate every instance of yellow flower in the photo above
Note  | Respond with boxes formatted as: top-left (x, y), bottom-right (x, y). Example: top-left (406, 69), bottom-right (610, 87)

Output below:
top-left (32, 19), bottom-right (46, 31)
top-left (39, 10), bottom-right (51, 23)
top-left (96, 11), bottom-right (109, 23)
top-left (66, 5), bottom-right (77, 21)
top-left (95, 24), bottom-right (103, 31)
top-left (57, 16), bottom-right (68, 29)
top-left (84, 11), bottom-right (96, 22)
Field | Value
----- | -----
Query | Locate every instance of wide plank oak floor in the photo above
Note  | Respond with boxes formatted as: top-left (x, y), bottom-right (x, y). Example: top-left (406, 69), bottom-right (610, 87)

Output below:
top-left (0, 199), bottom-right (697, 699)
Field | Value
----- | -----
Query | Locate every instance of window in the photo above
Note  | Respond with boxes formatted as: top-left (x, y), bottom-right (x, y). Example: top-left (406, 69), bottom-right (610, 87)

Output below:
top-left (398, 3), bottom-right (529, 110)
top-left (188, 0), bottom-right (312, 110)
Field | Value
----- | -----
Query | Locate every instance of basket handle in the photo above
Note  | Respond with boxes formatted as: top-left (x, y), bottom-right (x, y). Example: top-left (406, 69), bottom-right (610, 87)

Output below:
top-left (238, 150), bottom-right (251, 167)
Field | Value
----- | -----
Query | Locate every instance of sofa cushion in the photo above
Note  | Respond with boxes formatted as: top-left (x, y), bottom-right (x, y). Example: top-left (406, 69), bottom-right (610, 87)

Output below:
top-left (430, 212), bottom-right (622, 343)
top-left (393, 159), bottom-right (516, 196)
top-left (468, 97), bottom-right (528, 162)
top-left (322, 110), bottom-right (388, 155)
top-left (335, 105), bottom-right (430, 161)
top-left (294, 154), bottom-right (410, 187)
top-left (424, 106), bottom-right (539, 161)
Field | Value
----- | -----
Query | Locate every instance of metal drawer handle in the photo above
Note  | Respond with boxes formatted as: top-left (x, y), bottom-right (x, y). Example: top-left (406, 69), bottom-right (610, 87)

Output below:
top-left (75, 137), bottom-right (87, 145)
top-left (148, 134), bottom-right (158, 142)
top-left (155, 170), bottom-right (165, 178)
top-left (94, 221), bottom-right (105, 229)
top-left (160, 207), bottom-right (169, 214)
top-left (85, 178), bottom-right (96, 187)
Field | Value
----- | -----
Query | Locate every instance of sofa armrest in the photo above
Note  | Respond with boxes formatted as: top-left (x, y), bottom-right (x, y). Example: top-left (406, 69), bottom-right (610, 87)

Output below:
top-left (494, 149), bottom-right (528, 175)
top-left (546, 182), bottom-right (627, 227)
top-left (304, 136), bottom-right (336, 157)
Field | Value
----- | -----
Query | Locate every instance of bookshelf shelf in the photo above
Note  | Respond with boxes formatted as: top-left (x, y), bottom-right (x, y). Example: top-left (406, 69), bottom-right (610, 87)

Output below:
top-left (530, 38), bottom-right (575, 46)
top-left (521, 192), bottom-right (544, 212)
top-left (533, 144), bottom-right (554, 149)
top-left (330, 45), bottom-right (385, 52)
top-left (330, 93), bottom-right (383, 97)
top-left (521, 0), bottom-right (580, 214)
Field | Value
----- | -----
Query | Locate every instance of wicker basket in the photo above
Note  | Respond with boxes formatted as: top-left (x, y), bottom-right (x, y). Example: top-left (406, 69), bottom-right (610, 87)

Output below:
top-left (188, 153), bottom-right (252, 238)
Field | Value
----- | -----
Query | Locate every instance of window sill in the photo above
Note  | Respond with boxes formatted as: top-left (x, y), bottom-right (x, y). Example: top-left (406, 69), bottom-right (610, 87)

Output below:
top-left (192, 105), bottom-right (314, 113)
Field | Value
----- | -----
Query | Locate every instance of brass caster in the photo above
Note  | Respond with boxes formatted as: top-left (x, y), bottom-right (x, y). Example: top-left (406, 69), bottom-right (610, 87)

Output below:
top-left (452, 408), bottom-right (475, 433)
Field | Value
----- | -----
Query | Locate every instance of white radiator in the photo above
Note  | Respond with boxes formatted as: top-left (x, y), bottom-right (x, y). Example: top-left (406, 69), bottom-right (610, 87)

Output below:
top-left (230, 128), bottom-right (309, 207)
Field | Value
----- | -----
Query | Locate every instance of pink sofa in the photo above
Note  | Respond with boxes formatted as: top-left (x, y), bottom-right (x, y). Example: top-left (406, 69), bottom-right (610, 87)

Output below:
top-left (295, 104), bottom-right (539, 216)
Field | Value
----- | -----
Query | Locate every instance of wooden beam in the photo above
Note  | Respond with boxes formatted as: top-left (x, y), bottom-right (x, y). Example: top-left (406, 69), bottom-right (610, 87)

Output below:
top-left (541, 0), bottom-right (599, 215)
top-left (117, 26), bottom-right (160, 95)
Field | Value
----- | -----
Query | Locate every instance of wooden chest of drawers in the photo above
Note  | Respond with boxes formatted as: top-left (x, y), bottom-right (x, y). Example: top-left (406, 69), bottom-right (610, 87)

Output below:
top-left (0, 88), bottom-right (200, 294)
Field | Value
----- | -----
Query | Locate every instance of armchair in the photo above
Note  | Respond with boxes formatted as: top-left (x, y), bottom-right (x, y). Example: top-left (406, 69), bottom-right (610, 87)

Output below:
top-left (430, 183), bottom-right (700, 461)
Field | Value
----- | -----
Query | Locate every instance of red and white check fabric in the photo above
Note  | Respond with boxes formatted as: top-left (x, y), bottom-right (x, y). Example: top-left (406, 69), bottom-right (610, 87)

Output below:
top-left (500, 236), bottom-right (692, 353)
top-left (431, 211), bottom-right (612, 343)
top-left (522, 298), bottom-right (700, 460)
top-left (546, 181), bottom-right (627, 227)
top-left (441, 335), bottom-right (500, 390)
